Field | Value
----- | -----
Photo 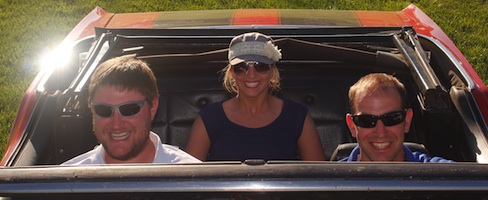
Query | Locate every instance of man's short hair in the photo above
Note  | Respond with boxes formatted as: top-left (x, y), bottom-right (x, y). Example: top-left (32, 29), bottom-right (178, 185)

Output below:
top-left (348, 73), bottom-right (407, 114)
top-left (88, 55), bottom-right (159, 106)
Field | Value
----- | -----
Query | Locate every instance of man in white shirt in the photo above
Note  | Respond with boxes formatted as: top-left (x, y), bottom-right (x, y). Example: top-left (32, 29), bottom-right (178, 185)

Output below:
top-left (62, 55), bottom-right (200, 165)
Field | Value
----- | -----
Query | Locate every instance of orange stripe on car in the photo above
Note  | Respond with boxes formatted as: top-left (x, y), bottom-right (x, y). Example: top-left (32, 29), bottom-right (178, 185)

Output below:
top-left (355, 11), bottom-right (405, 26)
top-left (232, 9), bottom-right (280, 25)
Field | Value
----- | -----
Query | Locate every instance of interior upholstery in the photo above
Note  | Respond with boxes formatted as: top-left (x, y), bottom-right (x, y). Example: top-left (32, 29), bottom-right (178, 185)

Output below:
top-left (50, 40), bottom-right (421, 164)
top-left (147, 62), bottom-right (413, 160)
top-left (49, 61), bottom-right (419, 164)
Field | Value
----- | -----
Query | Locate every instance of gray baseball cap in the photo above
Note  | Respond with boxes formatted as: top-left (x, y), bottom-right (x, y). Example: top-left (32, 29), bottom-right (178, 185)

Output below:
top-left (228, 32), bottom-right (282, 65)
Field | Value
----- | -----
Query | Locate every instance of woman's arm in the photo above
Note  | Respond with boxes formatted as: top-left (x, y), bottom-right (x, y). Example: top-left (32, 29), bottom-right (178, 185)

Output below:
top-left (185, 115), bottom-right (211, 161)
top-left (298, 112), bottom-right (327, 161)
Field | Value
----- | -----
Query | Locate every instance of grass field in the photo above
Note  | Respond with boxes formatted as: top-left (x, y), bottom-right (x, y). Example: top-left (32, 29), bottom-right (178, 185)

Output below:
top-left (0, 0), bottom-right (487, 157)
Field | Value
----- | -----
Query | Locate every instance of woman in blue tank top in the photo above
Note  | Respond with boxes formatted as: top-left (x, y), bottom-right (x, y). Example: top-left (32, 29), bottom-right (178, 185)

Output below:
top-left (185, 32), bottom-right (326, 162)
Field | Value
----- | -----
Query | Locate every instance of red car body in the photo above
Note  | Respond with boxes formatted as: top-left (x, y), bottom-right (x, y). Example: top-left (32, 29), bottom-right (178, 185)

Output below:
top-left (1, 4), bottom-right (487, 199)
top-left (3, 4), bottom-right (487, 165)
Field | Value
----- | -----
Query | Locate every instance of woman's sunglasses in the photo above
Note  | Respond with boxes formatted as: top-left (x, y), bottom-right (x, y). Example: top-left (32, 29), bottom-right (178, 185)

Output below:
top-left (352, 110), bottom-right (406, 128)
top-left (233, 61), bottom-right (270, 76)
top-left (92, 99), bottom-right (148, 118)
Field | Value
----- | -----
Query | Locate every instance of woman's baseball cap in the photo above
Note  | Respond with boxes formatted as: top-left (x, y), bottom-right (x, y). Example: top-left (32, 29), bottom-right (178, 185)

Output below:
top-left (228, 32), bottom-right (282, 65)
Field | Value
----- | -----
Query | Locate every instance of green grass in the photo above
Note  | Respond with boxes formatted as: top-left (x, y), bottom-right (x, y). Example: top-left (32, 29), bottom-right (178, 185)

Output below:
top-left (0, 0), bottom-right (487, 158)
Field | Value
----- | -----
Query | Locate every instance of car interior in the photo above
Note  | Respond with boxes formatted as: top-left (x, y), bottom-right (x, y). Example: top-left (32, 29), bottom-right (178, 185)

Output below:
top-left (10, 27), bottom-right (483, 166)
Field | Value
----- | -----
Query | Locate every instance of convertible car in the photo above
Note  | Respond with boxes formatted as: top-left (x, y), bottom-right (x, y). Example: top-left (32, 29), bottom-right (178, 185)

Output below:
top-left (1, 4), bottom-right (488, 199)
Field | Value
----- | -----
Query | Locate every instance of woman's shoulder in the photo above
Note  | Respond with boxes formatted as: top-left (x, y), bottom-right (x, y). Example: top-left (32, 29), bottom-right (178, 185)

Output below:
top-left (282, 98), bottom-right (308, 111)
top-left (199, 101), bottom-right (224, 115)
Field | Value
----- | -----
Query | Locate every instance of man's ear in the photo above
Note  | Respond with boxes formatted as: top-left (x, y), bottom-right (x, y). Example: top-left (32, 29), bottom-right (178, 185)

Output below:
top-left (150, 98), bottom-right (159, 121)
top-left (346, 113), bottom-right (358, 138)
top-left (404, 108), bottom-right (414, 133)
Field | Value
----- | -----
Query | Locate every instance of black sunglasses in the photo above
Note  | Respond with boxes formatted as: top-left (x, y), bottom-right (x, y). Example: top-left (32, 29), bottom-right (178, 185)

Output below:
top-left (352, 110), bottom-right (407, 128)
top-left (92, 99), bottom-right (148, 118)
top-left (233, 61), bottom-right (270, 76)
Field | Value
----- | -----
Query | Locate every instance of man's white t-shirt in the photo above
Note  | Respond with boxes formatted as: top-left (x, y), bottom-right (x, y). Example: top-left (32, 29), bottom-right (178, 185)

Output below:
top-left (61, 132), bottom-right (200, 165)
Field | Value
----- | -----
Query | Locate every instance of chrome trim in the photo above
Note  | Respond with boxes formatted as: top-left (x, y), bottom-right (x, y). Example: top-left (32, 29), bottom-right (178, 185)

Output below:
top-left (1, 180), bottom-right (488, 194)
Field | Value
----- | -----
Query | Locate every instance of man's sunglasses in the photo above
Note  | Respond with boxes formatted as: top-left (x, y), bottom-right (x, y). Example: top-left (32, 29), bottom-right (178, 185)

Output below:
top-left (92, 99), bottom-right (148, 118)
top-left (352, 110), bottom-right (406, 128)
top-left (233, 61), bottom-right (270, 76)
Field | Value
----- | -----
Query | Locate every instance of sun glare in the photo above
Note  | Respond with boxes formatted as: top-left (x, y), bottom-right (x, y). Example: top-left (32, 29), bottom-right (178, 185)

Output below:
top-left (37, 44), bottom-right (72, 92)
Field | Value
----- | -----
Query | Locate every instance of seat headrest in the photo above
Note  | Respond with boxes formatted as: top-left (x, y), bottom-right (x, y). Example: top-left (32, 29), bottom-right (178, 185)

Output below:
top-left (330, 142), bottom-right (430, 161)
